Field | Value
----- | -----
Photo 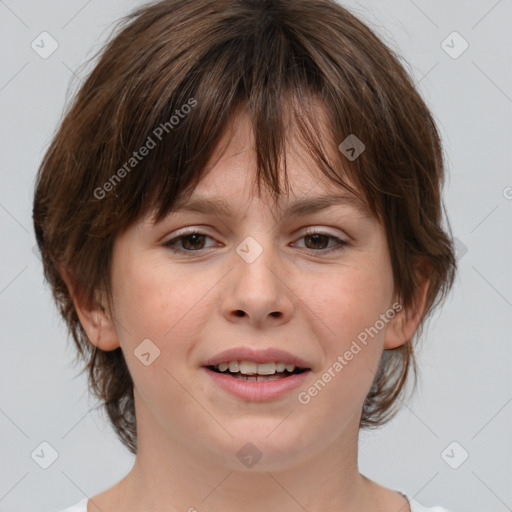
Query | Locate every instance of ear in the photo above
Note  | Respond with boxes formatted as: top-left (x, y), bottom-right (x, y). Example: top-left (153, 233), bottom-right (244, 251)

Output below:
top-left (60, 265), bottom-right (120, 351)
top-left (384, 263), bottom-right (431, 350)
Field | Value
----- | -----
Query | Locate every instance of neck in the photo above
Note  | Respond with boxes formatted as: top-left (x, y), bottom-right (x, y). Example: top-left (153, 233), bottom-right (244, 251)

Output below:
top-left (95, 391), bottom-right (380, 512)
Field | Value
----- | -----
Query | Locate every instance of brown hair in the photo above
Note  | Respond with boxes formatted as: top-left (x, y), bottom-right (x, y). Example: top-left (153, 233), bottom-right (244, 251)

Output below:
top-left (33, 0), bottom-right (456, 454)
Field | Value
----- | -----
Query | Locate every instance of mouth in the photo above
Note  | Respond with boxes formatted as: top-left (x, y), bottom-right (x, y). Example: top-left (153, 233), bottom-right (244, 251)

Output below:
top-left (201, 346), bottom-right (312, 400)
top-left (206, 361), bottom-right (310, 381)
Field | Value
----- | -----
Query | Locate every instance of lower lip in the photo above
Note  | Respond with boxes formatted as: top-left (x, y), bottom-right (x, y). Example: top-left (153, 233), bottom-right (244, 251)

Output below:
top-left (202, 367), bottom-right (310, 402)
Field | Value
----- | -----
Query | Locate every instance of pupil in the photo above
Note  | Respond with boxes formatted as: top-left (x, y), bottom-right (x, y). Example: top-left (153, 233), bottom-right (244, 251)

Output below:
top-left (183, 234), bottom-right (204, 250)
top-left (306, 234), bottom-right (328, 250)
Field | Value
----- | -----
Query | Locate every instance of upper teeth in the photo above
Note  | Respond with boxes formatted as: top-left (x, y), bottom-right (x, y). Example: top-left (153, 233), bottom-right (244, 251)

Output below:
top-left (215, 361), bottom-right (297, 375)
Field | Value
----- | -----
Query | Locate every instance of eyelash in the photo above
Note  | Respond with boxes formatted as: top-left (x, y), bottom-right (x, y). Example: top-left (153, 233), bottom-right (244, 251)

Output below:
top-left (163, 227), bottom-right (350, 255)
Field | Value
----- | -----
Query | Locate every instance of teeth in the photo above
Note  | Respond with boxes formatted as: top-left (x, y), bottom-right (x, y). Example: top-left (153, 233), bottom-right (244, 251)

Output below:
top-left (255, 363), bottom-right (276, 375)
top-left (239, 361), bottom-right (258, 374)
top-left (234, 374), bottom-right (283, 381)
top-left (214, 360), bottom-right (298, 375)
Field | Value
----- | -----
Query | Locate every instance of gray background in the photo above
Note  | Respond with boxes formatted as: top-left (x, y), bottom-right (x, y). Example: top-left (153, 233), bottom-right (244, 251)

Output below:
top-left (1, 1), bottom-right (511, 511)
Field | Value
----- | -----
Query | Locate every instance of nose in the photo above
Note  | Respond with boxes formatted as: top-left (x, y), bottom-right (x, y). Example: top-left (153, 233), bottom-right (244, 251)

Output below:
top-left (222, 237), bottom-right (294, 328)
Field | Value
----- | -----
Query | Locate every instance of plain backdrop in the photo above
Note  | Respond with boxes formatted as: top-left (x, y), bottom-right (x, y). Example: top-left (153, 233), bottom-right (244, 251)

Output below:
top-left (0, 1), bottom-right (511, 511)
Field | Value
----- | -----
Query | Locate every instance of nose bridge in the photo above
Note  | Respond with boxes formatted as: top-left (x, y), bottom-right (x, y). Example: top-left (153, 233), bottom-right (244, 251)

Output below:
top-left (235, 231), bottom-right (281, 294)
top-left (224, 228), bottom-right (293, 325)
top-left (231, 194), bottom-right (281, 269)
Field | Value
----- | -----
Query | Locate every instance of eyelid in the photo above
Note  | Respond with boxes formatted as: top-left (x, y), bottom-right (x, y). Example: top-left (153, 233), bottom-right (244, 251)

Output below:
top-left (162, 226), bottom-right (351, 255)
top-left (162, 226), bottom-right (215, 245)
top-left (294, 227), bottom-right (350, 251)
top-left (161, 225), bottom-right (213, 241)
top-left (301, 226), bottom-right (346, 238)
top-left (164, 225), bottom-right (348, 242)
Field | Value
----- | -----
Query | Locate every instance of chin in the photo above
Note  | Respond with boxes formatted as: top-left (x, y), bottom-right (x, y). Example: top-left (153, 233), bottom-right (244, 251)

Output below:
top-left (201, 425), bottom-right (314, 472)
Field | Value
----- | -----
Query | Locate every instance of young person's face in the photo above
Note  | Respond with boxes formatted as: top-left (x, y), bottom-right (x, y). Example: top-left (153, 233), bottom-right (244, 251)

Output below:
top-left (100, 110), bottom-right (415, 470)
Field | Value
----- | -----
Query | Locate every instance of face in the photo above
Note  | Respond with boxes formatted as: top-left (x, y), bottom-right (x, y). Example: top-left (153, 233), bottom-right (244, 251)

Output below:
top-left (100, 110), bottom-right (405, 471)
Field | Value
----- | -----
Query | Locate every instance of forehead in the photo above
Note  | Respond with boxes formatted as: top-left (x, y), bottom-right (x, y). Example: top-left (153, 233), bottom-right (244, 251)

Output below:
top-left (167, 190), bottom-right (373, 223)
top-left (169, 108), bottom-right (371, 217)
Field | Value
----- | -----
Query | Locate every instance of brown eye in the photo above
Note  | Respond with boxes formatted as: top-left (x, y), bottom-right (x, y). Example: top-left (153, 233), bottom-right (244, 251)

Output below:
top-left (294, 230), bottom-right (350, 254)
top-left (178, 233), bottom-right (207, 251)
top-left (304, 233), bottom-right (330, 250)
top-left (164, 231), bottom-right (215, 253)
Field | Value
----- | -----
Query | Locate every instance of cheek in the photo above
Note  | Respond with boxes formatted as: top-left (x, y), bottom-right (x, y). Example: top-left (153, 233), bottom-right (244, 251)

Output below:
top-left (110, 254), bottom-right (208, 414)
top-left (298, 275), bottom-right (388, 421)
top-left (110, 252), bottom-right (222, 376)
top-left (111, 252), bottom-right (194, 340)
top-left (305, 262), bottom-right (392, 351)
top-left (297, 258), bottom-right (394, 412)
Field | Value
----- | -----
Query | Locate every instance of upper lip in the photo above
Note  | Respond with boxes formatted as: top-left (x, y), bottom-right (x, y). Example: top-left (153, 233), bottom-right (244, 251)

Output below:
top-left (203, 346), bottom-right (311, 369)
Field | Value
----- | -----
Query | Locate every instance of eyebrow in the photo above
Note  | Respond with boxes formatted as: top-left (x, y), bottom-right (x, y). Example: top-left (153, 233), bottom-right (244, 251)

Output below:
top-left (169, 193), bottom-right (373, 220)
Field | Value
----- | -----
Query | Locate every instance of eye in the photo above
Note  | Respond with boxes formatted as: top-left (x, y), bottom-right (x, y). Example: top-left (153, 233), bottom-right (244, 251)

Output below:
top-left (163, 228), bottom-right (217, 254)
top-left (163, 227), bottom-right (350, 255)
top-left (293, 228), bottom-right (350, 254)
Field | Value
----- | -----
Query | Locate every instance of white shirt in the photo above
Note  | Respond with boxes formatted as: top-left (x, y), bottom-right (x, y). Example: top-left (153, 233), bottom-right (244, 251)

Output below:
top-left (55, 496), bottom-right (454, 511)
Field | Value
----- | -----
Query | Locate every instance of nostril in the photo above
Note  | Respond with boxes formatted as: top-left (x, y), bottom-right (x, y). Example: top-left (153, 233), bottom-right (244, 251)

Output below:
top-left (233, 311), bottom-right (281, 318)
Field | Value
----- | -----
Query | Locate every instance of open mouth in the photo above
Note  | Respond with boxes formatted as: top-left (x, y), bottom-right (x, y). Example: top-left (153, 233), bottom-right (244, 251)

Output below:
top-left (203, 358), bottom-right (312, 400)
top-left (206, 364), bottom-right (309, 381)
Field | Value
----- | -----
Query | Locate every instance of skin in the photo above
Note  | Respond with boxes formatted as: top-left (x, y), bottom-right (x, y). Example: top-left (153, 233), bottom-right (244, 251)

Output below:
top-left (65, 107), bottom-right (428, 512)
